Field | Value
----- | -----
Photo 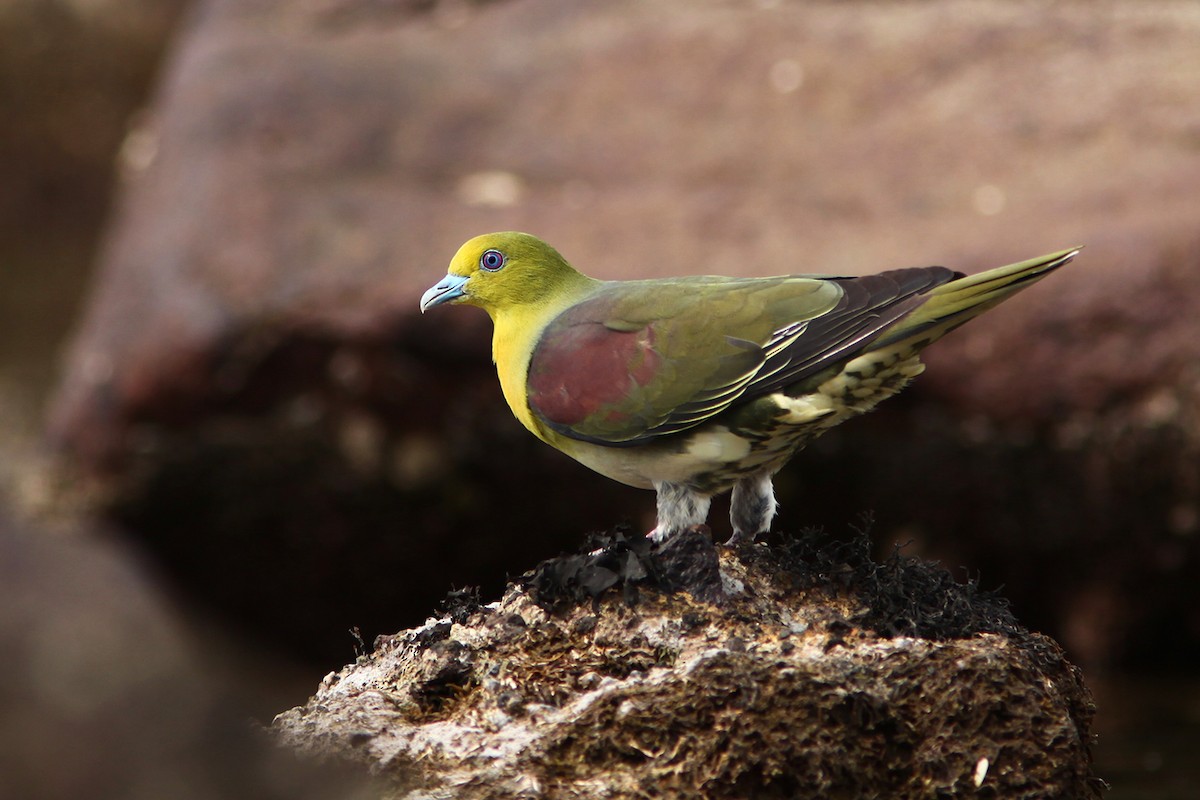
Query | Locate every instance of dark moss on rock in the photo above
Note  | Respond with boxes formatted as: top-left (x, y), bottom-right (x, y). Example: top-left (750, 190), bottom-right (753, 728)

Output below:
top-left (520, 525), bottom-right (726, 610)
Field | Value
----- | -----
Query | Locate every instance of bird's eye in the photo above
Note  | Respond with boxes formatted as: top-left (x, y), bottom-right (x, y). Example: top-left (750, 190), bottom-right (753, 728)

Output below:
top-left (479, 249), bottom-right (506, 271)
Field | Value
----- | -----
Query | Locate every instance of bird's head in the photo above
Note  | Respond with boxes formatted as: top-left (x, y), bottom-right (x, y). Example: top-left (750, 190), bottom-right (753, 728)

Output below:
top-left (420, 232), bottom-right (588, 319)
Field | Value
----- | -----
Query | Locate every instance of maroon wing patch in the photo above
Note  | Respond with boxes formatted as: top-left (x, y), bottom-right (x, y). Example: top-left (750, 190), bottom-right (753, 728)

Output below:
top-left (527, 318), bottom-right (660, 430)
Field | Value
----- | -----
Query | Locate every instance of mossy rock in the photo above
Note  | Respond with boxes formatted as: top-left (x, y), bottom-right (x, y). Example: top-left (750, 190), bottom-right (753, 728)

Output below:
top-left (273, 528), bottom-right (1103, 799)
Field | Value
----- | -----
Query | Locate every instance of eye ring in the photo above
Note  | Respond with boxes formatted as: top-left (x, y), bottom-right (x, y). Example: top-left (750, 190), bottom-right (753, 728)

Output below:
top-left (479, 249), bottom-right (506, 271)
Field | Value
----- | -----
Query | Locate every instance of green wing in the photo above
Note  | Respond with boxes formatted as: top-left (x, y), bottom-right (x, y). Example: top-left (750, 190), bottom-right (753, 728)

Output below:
top-left (526, 269), bottom-right (957, 446)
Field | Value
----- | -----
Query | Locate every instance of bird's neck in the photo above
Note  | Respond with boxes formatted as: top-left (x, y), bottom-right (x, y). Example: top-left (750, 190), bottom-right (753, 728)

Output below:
top-left (490, 273), bottom-right (602, 440)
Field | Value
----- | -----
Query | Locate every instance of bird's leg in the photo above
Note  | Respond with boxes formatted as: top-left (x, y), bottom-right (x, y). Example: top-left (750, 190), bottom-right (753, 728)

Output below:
top-left (727, 471), bottom-right (777, 544)
top-left (649, 481), bottom-right (711, 542)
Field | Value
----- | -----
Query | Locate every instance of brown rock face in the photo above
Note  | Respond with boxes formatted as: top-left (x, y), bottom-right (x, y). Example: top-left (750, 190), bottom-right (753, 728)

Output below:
top-left (47, 0), bottom-right (1200, 666)
top-left (274, 531), bottom-right (1102, 798)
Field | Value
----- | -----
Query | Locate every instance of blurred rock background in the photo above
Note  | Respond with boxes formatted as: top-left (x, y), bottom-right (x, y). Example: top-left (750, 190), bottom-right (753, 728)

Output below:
top-left (3, 0), bottom-right (1200, 797)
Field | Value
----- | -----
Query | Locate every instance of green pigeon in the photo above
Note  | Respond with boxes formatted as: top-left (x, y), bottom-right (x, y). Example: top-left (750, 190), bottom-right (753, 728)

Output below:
top-left (421, 232), bottom-right (1077, 543)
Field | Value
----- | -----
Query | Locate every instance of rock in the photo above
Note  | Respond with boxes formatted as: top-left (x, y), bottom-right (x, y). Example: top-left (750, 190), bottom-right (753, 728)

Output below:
top-left (274, 530), bottom-right (1102, 798)
top-left (46, 0), bottom-right (1200, 667)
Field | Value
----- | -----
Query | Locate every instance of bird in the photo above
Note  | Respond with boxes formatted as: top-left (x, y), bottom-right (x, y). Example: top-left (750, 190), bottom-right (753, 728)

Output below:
top-left (420, 232), bottom-right (1077, 544)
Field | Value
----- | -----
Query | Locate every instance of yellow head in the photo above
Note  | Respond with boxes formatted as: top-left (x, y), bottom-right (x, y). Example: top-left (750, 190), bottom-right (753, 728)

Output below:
top-left (420, 232), bottom-right (592, 320)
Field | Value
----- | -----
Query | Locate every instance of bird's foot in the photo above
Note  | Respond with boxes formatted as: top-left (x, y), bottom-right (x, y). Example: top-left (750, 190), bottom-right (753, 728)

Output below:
top-left (723, 528), bottom-right (765, 546)
top-left (648, 524), bottom-right (711, 543)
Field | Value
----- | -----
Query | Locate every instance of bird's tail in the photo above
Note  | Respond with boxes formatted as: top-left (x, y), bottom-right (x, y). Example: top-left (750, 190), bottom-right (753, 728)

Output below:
top-left (873, 247), bottom-right (1080, 349)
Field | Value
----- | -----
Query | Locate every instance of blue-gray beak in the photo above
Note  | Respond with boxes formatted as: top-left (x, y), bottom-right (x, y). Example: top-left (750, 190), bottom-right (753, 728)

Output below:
top-left (420, 273), bottom-right (469, 312)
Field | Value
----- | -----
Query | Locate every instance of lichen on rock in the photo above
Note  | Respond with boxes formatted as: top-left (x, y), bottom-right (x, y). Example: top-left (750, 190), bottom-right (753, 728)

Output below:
top-left (273, 527), bottom-right (1103, 798)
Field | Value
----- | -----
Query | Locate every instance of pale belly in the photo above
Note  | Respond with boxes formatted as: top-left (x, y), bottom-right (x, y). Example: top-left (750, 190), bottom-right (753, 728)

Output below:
top-left (555, 424), bottom-right (774, 491)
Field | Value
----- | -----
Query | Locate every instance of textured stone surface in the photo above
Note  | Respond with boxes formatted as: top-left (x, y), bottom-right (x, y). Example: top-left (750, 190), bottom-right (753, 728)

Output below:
top-left (274, 531), bottom-right (1101, 798)
top-left (46, 0), bottom-right (1200, 666)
